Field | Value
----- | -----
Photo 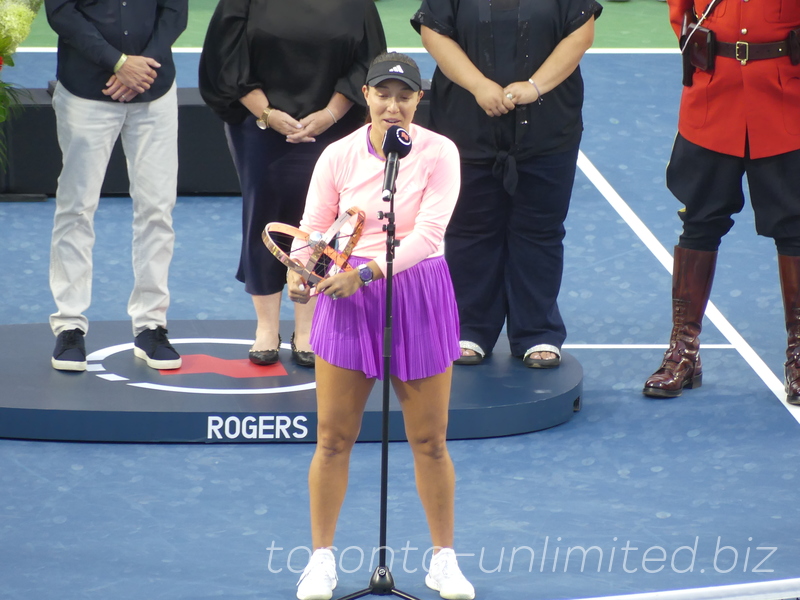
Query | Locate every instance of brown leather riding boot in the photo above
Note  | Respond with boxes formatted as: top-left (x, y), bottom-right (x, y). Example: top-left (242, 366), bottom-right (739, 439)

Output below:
top-left (643, 246), bottom-right (717, 398)
top-left (779, 254), bottom-right (800, 405)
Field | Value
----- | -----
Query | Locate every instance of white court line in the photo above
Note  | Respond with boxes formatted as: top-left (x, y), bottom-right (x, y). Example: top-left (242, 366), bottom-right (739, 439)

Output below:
top-left (576, 577), bottom-right (800, 600)
top-left (577, 151), bottom-right (800, 423)
top-left (586, 48), bottom-right (680, 54)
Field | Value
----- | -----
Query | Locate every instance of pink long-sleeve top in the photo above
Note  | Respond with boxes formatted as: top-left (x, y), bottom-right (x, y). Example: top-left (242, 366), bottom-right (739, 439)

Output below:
top-left (294, 123), bottom-right (461, 277)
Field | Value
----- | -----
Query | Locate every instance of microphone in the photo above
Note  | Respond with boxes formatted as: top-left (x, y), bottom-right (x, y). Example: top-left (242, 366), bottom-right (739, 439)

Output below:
top-left (381, 125), bottom-right (412, 201)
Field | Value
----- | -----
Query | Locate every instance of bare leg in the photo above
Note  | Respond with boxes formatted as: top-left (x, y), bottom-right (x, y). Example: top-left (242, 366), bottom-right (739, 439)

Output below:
top-left (309, 357), bottom-right (375, 548)
top-left (393, 368), bottom-right (455, 550)
top-left (292, 295), bottom-right (317, 353)
top-left (251, 292), bottom-right (281, 351)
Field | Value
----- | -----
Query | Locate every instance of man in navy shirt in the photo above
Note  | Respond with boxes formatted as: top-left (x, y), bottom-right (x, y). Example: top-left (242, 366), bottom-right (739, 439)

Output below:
top-left (45, 0), bottom-right (188, 372)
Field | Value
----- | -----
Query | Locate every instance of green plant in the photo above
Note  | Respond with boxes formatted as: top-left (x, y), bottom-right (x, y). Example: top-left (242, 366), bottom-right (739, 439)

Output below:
top-left (0, 0), bottom-right (43, 166)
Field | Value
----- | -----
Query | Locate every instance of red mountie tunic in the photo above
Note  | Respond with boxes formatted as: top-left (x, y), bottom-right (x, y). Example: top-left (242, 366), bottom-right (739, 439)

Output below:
top-left (668, 0), bottom-right (800, 159)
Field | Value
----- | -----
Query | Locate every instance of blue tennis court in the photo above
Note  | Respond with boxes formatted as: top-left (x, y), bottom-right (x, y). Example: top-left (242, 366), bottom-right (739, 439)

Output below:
top-left (1, 49), bottom-right (799, 600)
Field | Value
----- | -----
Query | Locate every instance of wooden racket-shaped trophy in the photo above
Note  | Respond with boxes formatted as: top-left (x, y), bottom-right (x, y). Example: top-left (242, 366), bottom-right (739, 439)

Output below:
top-left (262, 207), bottom-right (366, 287)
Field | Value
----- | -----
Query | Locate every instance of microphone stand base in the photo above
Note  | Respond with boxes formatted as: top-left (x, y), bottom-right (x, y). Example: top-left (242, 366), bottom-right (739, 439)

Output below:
top-left (334, 566), bottom-right (421, 600)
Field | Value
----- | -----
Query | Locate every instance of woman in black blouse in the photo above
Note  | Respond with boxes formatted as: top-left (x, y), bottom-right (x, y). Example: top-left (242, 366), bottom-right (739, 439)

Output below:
top-left (412, 0), bottom-right (601, 369)
top-left (199, 0), bottom-right (385, 367)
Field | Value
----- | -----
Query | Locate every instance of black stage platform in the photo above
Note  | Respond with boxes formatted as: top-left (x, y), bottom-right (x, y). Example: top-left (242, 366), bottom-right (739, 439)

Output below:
top-left (0, 321), bottom-right (582, 443)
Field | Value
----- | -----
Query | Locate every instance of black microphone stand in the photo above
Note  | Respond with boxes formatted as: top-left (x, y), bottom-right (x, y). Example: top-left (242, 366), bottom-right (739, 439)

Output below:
top-left (335, 168), bottom-right (420, 600)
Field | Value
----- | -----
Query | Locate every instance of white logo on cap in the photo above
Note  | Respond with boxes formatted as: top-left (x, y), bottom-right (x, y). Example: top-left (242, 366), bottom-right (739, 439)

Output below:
top-left (389, 65), bottom-right (404, 74)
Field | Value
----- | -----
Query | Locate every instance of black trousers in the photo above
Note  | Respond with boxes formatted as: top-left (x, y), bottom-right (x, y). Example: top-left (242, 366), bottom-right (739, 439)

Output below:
top-left (444, 145), bottom-right (579, 357)
top-left (667, 134), bottom-right (800, 256)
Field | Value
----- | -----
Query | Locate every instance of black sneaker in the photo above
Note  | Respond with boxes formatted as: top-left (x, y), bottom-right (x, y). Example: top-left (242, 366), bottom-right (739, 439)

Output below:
top-left (52, 329), bottom-right (87, 371)
top-left (134, 326), bottom-right (182, 370)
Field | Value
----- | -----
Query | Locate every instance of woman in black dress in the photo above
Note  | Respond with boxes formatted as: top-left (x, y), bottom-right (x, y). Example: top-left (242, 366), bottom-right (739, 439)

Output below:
top-left (199, 0), bottom-right (385, 367)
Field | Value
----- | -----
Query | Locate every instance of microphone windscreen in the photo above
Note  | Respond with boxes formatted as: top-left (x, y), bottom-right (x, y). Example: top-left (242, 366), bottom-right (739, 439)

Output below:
top-left (381, 125), bottom-right (412, 159)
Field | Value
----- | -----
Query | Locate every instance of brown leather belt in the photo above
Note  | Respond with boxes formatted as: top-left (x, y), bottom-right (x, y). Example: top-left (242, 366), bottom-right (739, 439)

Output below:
top-left (716, 40), bottom-right (790, 65)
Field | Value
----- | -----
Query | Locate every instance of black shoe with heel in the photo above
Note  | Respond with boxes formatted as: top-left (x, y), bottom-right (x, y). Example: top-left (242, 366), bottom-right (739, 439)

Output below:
top-left (291, 333), bottom-right (315, 368)
top-left (249, 334), bottom-right (281, 366)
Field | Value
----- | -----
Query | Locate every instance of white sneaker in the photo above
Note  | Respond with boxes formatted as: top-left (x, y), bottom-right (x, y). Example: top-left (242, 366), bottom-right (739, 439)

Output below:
top-left (297, 548), bottom-right (338, 600)
top-left (425, 548), bottom-right (475, 600)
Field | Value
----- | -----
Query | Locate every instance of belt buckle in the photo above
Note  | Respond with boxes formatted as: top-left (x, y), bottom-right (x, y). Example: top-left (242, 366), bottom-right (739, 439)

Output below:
top-left (736, 41), bottom-right (749, 65)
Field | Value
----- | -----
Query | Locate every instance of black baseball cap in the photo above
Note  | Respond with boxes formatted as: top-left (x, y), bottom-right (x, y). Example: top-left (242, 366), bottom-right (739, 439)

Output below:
top-left (366, 60), bottom-right (422, 92)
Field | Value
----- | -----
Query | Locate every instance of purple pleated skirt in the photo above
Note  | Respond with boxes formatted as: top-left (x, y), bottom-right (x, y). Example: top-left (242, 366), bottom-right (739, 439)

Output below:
top-left (310, 256), bottom-right (461, 381)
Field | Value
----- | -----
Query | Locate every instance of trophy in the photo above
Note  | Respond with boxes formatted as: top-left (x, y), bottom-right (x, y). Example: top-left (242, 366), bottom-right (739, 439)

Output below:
top-left (262, 207), bottom-right (366, 285)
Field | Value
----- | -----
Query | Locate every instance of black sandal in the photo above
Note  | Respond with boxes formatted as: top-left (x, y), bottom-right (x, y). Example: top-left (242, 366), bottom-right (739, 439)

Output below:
top-left (523, 345), bottom-right (561, 369)
top-left (454, 341), bottom-right (485, 365)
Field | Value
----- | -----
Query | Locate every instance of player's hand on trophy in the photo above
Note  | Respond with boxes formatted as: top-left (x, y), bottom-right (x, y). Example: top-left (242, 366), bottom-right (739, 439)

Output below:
top-left (287, 270), bottom-right (311, 304)
top-left (316, 269), bottom-right (362, 301)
